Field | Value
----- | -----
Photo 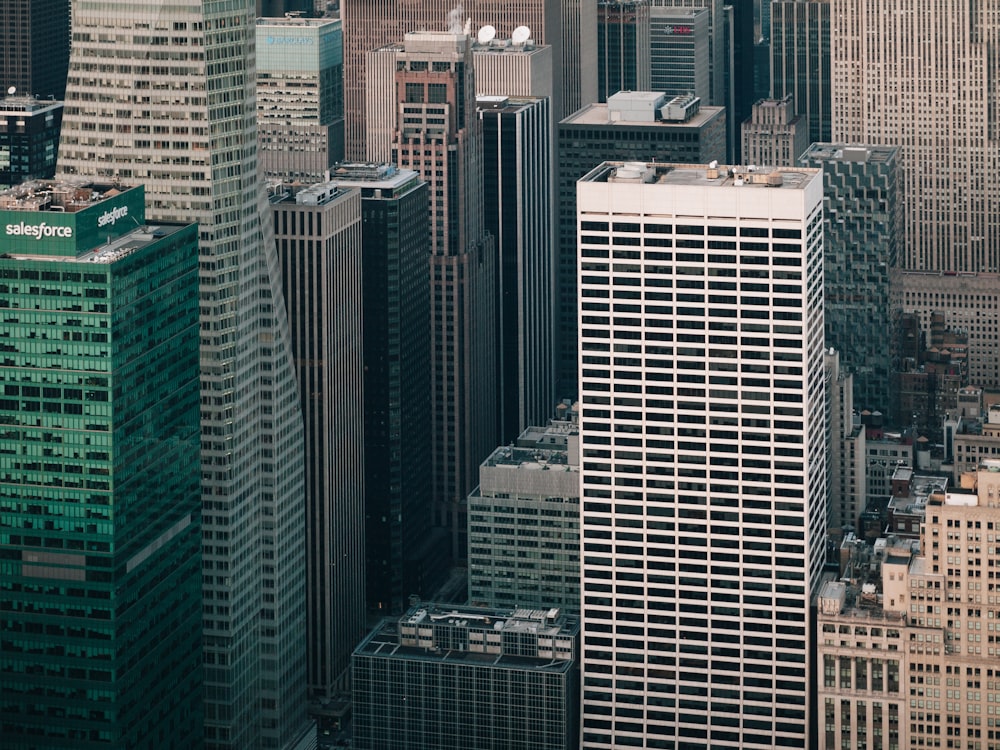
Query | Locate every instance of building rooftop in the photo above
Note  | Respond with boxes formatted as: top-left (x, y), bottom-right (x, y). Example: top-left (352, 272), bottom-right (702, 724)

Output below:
top-left (581, 161), bottom-right (819, 191)
top-left (256, 16), bottom-right (340, 28)
top-left (562, 98), bottom-right (723, 128)
top-left (355, 602), bottom-right (579, 671)
top-left (483, 444), bottom-right (575, 471)
top-left (0, 96), bottom-right (63, 115)
top-left (0, 179), bottom-right (124, 214)
top-left (802, 143), bottom-right (898, 164)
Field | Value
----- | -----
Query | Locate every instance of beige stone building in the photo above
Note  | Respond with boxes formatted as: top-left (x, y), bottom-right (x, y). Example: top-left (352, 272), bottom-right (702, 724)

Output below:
top-left (818, 462), bottom-right (1000, 749)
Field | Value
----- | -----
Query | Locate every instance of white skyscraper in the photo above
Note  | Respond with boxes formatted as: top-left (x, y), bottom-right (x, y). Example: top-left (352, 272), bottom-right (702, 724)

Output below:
top-left (577, 161), bottom-right (827, 749)
top-left (57, 4), bottom-right (312, 750)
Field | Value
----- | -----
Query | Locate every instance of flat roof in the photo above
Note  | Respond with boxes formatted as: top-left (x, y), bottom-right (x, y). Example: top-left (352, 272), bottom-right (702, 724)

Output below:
top-left (562, 101), bottom-right (724, 128)
top-left (4, 223), bottom-right (188, 265)
top-left (581, 161), bottom-right (819, 191)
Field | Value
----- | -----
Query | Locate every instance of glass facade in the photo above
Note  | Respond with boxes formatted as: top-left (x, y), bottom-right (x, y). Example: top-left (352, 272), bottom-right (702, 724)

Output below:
top-left (0, 185), bottom-right (202, 748)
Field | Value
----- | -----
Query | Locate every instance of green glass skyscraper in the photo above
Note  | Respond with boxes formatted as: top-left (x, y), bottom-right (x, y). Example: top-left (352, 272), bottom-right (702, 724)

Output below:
top-left (0, 181), bottom-right (203, 748)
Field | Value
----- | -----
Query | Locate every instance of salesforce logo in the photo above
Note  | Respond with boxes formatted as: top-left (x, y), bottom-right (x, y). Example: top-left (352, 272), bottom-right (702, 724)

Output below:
top-left (97, 204), bottom-right (129, 228)
top-left (5, 222), bottom-right (73, 240)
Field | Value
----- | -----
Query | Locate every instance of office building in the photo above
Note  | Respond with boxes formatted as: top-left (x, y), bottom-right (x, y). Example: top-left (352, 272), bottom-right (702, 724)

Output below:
top-left (0, 0), bottom-right (70, 100)
top-left (740, 95), bottom-right (808, 167)
top-left (353, 603), bottom-right (580, 750)
top-left (729, 0), bottom-right (755, 161)
top-left (556, 91), bottom-right (726, 394)
top-left (893, 272), bottom-right (1000, 391)
top-left (57, 3), bottom-right (312, 748)
top-left (269, 183), bottom-right (366, 695)
top-left (826, 350), bottom-right (867, 533)
top-left (832, 0), bottom-right (1000, 272)
top-left (650, 0), bottom-right (725, 107)
top-left (597, 0), bottom-right (651, 102)
top-left (322, 163), bottom-right (441, 615)
top-left (0, 96), bottom-right (62, 187)
top-left (473, 34), bottom-right (554, 100)
top-left (0, 182), bottom-right (202, 748)
top-left (256, 17), bottom-right (344, 181)
top-left (800, 143), bottom-right (901, 412)
top-left (479, 95), bottom-right (555, 442)
top-left (365, 33), bottom-right (555, 168)
top-left (468, 420), bottom-right (581, 611)
top-left (770, 0), bottom-right (830, 145)
top-left (819, 462), bottom-right (1000, 749)
top-left (392, 31), bottom-right (498, 561)
top-left (577, 161), bottom-right (827, 748)
top-left (649, 7), bottom-right (711, 101)
top-left (341, 0), bottom-right (595, 160)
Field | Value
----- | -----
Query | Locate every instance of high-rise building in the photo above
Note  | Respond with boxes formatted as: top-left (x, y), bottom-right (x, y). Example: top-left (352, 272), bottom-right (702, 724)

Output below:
top-left (321, 162), bottom-right (442, 616)
top-left (353, 603), bottom-right (580, 750)
top-left (650, 7), bottom-right (710, 101)
top-left (650, 0), bottom-right (725, 107)
top-left (472, 35), bottom-right (555, 100)
top-left (367, 34), bottom-right (555, 164)
top-left (597, 0), bottom-right (651, 102)
top-left (392, 31), bottom-right (497, 561)
top-left (269, 182), bottom-right (366, 696)
top-left (800, 143), bottom-right (900, 412)
top-left (818, 462), bottom-right (1000, 749)
top-left (577, 161), bottom-right (827, 748)
top-left (256, 17), bottom-right (344, 181)
top-left (740, 94), bottom-right (808, 167)
top-left (556, 91), bottom-right (726, 395)
top-left (833, 0), bottom-right (1000, 272)
top-left (0, 96), bottom-right (62, 187)
top-left (825, 349), bottom-right (867, 533)
top-left (468, 420), bottom-right (581, 611)
top-left (893, 273), bottom-right (1000, 390)
top-left (728, 0), bottom-right (755, 161)
top-left (0, 182), bottom-right (203, 748)
top-left (0, 0), bottom-right (70, 100)
top-left (769, 0), bottom-right (830, 144)
top-left (479, 95), bottom-right (554, 442)
top-left (341, 0), bottom-right (596, 160)
top-left (56, 4), bottom-right (312, 749)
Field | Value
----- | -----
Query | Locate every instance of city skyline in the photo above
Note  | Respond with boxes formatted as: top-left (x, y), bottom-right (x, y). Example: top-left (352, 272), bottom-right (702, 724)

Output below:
top-left (4, 1), bottom-right (1000, 748)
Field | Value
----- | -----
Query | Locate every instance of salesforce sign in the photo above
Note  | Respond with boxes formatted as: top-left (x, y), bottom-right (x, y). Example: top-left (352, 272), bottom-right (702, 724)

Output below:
top-left (0, 185), bottom-right (146, 257)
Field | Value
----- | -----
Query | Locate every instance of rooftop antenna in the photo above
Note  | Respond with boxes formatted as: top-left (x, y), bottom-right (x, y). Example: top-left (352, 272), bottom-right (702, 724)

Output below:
top-left (7, 86), bottom-right (15, 97)
top-left (511, 25), bottom-right (531, 45)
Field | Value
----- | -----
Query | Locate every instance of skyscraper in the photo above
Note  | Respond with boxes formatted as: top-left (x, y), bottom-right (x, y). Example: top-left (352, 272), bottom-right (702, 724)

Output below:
top-left (597, 0), bottom-right (651, 103)
top-left (270, 183), bottom-right (366, 696)
top-left (479, 95), bottom-right (554, 442)
top-left (832, 0), bottom-right (1000, 272)
top-left (256, 16), bottom-right (345, 181)
top-left (577, 161), bottom-right (827, 748)
top-left (800, 143), bottom-right (900, 412)
top-left (0, 182), bottom-right (203, 748)
top-left (741, 95), bottom-right (809, 167)
top-left (556, 92), bottom-right (727, 395)
top-left (341, 0), bottom-right (596, 161)
top-left (0, 96), bottom-right (62, 187)
top-left (392, 31), bottom-right (497, 561)
top-left (650, 0), bottom-right (726, 107)
top-left (0, 0), bottom-right (70, 100)
top-left (770, 0), bottom-right (830, 146)
top-left (649, 7), bottom-right (711, 101)
top-left (57, 4), bottom-right (312, 749)
top-left (321, 163), bottom-right (441, 616)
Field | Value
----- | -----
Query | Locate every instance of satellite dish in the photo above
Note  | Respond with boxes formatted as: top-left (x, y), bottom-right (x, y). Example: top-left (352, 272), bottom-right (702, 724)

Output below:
top-left (511, 25), bottom-right (531, 45)
top-left (477, 24), bottom-right (496, 44)
top-left (6, 86), bottom-right (15, 96)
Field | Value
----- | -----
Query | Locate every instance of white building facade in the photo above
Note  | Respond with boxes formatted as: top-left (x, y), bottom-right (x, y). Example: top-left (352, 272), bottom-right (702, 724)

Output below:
top-left (577, 162), bottom-right (827, 748)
